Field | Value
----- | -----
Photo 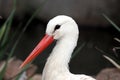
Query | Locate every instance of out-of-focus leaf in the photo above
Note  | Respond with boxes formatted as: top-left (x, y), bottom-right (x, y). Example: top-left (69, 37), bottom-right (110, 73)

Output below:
top-left (0, 24), bottom-right (7, 42)
top-left (0, 0), bottom-right (16, 79)
top-left (103, 14), bottom-right (120, 32)
top-left (103, 55), bottom-right (120, 69)
top-left (72, 42), bottom-right (86, 59)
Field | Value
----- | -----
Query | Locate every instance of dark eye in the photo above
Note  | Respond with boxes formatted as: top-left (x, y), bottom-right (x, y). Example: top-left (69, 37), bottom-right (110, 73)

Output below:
top-left (54, 25), bottom-right (61, 31)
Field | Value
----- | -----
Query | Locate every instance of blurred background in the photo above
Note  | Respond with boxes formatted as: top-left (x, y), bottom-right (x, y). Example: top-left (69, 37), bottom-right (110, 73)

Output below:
top-left (0, 0), bottom-right (120, 79)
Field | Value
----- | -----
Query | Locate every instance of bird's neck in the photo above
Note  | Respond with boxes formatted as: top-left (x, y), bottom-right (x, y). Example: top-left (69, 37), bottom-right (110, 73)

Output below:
top-left (44, 36), bottom-right (78, 73)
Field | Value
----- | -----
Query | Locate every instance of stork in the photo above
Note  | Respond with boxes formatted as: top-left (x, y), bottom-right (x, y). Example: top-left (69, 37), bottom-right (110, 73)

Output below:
top-left (20, 15), bottom-right (96, 80)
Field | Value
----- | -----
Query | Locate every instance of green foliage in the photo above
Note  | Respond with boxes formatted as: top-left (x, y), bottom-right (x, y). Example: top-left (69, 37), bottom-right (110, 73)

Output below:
top-left (100, 14), bottom-right (120, 69)
top-left (103, 14), bottom-right (120, 32)
top-left (0, 0), bottom-right (48, 79)
top-left (72, 42), bottom-right (86, 59)
top-left (96, 47), bottom-right (120, 69)
top-left (0, 0), bottom-right (16, 79)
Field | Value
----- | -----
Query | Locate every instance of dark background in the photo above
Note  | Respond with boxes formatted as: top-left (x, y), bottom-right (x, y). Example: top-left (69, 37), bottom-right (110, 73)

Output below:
top-left (0, 0), bottom-right (120, 76)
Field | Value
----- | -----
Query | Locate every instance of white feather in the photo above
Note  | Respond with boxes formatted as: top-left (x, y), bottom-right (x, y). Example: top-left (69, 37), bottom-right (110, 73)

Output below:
top-left (42, 15), bottom-right (95, 80)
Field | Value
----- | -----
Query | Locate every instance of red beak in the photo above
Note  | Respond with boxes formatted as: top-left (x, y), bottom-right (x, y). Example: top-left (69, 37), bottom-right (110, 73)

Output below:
top-left (19, 34), bottom-right (54, 69)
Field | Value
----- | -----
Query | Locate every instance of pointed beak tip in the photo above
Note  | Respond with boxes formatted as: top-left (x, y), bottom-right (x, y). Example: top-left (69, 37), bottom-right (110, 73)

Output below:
top-left (19, 62), bottom-right (25, 69)
top-left (19, 34), bottom-right (54, 68)
top-left (19, 66), bottom-right (22, 69)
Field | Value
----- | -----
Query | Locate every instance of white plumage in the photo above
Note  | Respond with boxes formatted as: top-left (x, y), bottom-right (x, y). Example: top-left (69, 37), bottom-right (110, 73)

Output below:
top-left (42, 15), bottom-right (96, 80)
top-left (20, 15), bottom-right (96, 80)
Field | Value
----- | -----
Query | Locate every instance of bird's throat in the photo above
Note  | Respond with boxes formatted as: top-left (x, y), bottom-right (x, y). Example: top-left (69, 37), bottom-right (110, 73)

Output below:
top-left (42, 37), bottom-right (78, 80)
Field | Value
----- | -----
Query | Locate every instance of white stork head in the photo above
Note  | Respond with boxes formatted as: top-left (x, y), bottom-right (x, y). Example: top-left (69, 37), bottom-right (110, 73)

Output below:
top-left (46, 15), bottom-right (79, 40)
top-left (19, 15), bottom-right (79, 69)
